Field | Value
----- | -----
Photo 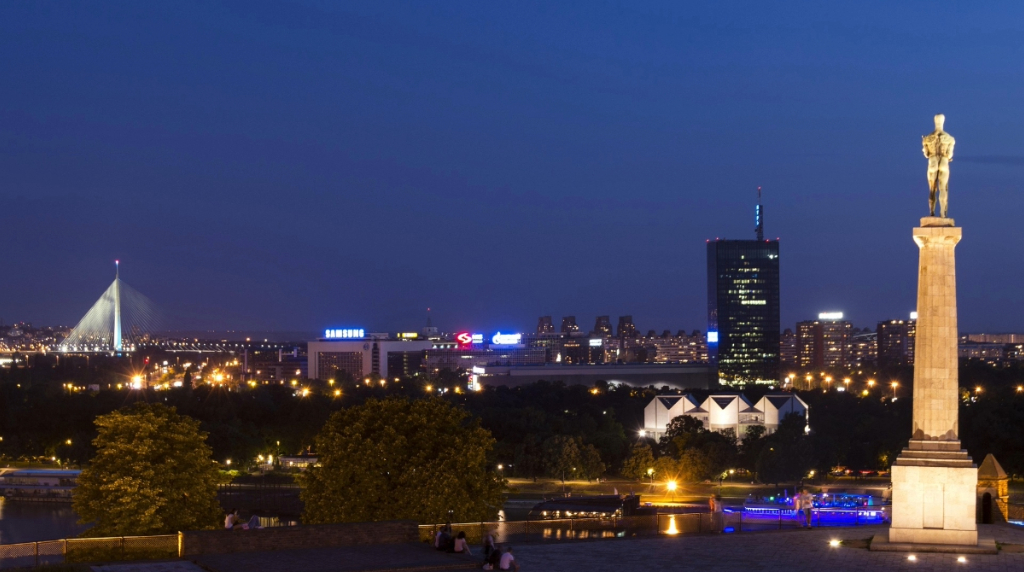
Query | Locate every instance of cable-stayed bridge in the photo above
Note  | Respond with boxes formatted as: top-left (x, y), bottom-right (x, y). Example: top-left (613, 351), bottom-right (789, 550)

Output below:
top-left (60, 261), bottom-right (158, 353)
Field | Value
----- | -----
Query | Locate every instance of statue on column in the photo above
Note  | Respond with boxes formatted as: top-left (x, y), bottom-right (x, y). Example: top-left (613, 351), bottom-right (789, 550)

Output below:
top-left (922, 114), bottom-right (956, 218)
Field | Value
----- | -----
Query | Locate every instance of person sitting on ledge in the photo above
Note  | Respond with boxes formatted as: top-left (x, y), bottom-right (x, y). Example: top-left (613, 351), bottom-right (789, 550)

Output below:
top-left (225, 509), bottom-right (239, 530)
top-left (453, 531), bottom-right (473, 555)
top-left (499, 546), bottom-right (519, 571)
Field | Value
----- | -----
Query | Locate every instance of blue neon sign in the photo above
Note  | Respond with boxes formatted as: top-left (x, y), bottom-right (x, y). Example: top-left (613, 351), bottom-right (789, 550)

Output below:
top-left (325, 328), bottom-right (365, 339)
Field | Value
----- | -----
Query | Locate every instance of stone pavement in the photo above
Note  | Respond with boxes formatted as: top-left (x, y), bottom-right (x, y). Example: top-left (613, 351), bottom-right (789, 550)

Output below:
top-left (92, 563), bottom-right (207, 572)
top-left (194, 541), bottom-right (479, 572)
top-left (96, 524), bottom-right (1024, 572)
top-left (506, 524), bottom-right (1024, 572)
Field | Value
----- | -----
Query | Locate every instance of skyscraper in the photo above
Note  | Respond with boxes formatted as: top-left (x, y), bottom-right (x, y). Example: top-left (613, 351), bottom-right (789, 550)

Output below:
top-left (560, 316), bottom-right (579, 333)
top-left (537, 316), bottom-right (554, 334)
top-left (617, 316), bottom-right (637, 339)
top-left (707, 197), bottom-right (780, 385)
top-left (593, 316), bottom-right (613, 337)
top-left (796, 313), bottom-right (852, 369)
top-left (877, 317), bottom-right (916, 368)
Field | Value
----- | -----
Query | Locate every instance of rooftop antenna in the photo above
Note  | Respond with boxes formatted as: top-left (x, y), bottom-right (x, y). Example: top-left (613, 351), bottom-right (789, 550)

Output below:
top-left (755, 187), bottom-right (764, 241)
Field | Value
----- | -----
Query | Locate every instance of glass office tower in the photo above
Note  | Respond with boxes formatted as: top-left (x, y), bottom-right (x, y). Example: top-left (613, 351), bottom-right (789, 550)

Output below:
top-left (707, 239), bottom-right (780, 385)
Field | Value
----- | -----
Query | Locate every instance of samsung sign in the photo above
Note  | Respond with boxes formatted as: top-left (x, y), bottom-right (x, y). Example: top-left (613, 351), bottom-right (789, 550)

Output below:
top-left (325, 328), bottom-right (365, 339)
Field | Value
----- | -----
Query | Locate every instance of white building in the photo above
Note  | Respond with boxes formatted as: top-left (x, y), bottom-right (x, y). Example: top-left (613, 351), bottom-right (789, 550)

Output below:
top-left (641, 392), bottom-right (808, 441)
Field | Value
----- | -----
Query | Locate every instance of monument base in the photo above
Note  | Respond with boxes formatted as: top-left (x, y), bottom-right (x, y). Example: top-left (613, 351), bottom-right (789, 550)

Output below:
top-left (869, 533), bottom-right (997, 554)
top-left (887, 441), bottom-right (978, 548)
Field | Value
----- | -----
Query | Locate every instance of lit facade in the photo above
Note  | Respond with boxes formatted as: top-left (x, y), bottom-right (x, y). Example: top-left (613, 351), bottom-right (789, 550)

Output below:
top-left (796, 317), bottom-right (851, 369)
top-left (307, 333), bottom-right (433, 380)
top-left (707, 239), bottom-right (781, 385)
top-left (877, 319), bottom-right (916, 368)
top-left (642, 392), bottom-right (808, 440)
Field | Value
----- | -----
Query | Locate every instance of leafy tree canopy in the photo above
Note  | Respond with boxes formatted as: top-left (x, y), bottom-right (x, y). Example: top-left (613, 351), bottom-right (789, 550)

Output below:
top-left (73, 403), bottom-right (222, 536)
top-left (621, 442), bottom-right (655, 482)
top-left (301, 397), bottom-right (506, 524)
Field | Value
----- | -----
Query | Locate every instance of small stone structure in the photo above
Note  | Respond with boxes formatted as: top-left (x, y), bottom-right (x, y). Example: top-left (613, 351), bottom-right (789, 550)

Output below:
top-left (976, 454), bottom-right (1009, 524)
top-left (178, 520), bottom-right (418, 556)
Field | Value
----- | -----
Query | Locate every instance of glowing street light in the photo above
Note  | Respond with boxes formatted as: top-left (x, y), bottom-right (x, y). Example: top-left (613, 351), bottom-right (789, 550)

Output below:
top-left (891, 381), bottom-right (899, 399)
top-left (867, 379), bottom-right (876, 388)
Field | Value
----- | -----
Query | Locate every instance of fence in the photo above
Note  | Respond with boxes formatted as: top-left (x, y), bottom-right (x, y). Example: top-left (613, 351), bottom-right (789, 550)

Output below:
top-left (0, 535), bottom-right (177, 569)
top-left (421, 506), bottom-right (892, 545)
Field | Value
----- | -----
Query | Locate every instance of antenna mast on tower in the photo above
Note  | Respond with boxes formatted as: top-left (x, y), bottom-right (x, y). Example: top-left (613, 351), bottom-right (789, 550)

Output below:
top-left (755, 187), bottom-right (764, 241)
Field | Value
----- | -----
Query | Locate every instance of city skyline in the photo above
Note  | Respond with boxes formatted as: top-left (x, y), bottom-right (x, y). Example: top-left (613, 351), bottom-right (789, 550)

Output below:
top-left (4, 2), bottom-right (1024, 333)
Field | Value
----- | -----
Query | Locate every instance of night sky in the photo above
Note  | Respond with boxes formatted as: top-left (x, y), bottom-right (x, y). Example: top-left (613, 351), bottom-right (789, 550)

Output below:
top-left (3, 2), bottom-right (1024, 336)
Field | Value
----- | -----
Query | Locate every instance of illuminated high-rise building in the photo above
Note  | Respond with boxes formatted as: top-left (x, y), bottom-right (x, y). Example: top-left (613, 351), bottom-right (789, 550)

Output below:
top-left (877, 316), bottom-right (917, 368)
top-left (560, 316), bottom-right (579, 333)
top-left (796, 313), bottom-right (852, 369)
top-left (537, 316), bottom-right (554, 334)
top-left (706, 195), bottom-right (780, 385)
top-left (617, 316), bottom-right (637, 340)
top-left (593, 316), bottom-right (613, 337)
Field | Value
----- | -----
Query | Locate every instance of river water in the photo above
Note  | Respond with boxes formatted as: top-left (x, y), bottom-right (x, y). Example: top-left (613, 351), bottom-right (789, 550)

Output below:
top-left (0, 500), bottom-right (89, 544)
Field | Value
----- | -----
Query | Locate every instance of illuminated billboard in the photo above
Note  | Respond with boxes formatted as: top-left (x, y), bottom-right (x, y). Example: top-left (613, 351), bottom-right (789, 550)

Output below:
top-left (491, 332), bottom-right (522, 345)
top-left (325, 328), bottom-right (365, 339)
top-left (456, 332), bottom-right (484, 346)
top-left (818, 312), bottom-right (844, 320)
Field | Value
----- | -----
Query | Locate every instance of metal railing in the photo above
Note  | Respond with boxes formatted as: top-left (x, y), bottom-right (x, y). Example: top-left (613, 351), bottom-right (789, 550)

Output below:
top-left (422, 506), bottom-right (892, 545)
top-left (0, 535), bottom-right (177, 569)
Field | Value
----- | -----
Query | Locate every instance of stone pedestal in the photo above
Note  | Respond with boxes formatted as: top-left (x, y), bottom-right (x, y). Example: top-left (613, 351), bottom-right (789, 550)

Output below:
top-left (875, 217), bottom-right (981, 551)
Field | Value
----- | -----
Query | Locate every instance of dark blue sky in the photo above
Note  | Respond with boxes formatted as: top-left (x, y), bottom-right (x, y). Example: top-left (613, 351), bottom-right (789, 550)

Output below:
top-left (3, 1), bottom-right (1024, 335)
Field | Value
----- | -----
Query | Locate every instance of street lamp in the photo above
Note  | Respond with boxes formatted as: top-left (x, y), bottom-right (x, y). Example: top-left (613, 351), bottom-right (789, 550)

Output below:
top-left (891, 381), bottom-right (899, 400)
top-left (647, 468), bottom-right (655, 489)
top-left (867, 379), bottom-right (876, 389)
top-left (667, 480), bottom-right (677, 501)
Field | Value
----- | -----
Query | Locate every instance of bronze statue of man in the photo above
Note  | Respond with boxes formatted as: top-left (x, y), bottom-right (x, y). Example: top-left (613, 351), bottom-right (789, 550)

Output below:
top-left (922, 114), bottom-right (956, 218)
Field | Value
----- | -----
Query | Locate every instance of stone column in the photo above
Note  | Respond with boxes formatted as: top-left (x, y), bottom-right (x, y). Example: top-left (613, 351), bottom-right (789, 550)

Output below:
top-left (910, 218), bottom-right (961, 444)
top-left (886, 217), bottom-right (978, 548)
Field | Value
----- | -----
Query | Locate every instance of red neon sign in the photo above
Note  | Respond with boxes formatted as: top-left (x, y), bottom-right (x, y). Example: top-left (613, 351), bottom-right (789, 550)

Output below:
top-left (456, 332), bottom-right (473, 345)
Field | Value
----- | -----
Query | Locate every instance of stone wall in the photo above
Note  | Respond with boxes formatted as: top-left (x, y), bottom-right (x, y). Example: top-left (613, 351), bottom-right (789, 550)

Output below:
top-left (178, 520), bottom-right (418, 556)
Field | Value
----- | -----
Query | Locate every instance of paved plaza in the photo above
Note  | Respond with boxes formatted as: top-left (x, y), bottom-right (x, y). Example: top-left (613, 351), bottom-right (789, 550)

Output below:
top-left (181, 524), bottom-right (1024, 572)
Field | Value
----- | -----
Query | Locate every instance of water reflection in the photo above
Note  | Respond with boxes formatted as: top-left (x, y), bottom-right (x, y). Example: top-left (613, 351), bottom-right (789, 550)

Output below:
top-left (0, 499), bottom-right (89, 544)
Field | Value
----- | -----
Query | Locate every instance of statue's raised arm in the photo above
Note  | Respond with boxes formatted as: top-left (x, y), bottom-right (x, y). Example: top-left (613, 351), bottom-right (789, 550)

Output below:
top-left (923, 114), bottom-right (955, 218)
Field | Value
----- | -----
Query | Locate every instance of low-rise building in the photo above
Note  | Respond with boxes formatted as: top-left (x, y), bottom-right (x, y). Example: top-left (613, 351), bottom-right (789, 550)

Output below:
top-left (641, 392), bottom-right (808, 441)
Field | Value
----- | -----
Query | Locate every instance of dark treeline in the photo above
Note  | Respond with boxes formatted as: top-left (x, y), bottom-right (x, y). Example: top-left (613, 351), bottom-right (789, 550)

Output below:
top-left (2, 358), bottom-right (1023, 481)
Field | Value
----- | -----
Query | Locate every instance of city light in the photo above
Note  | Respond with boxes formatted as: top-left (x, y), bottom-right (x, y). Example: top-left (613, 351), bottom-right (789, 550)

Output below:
top-left (907, 555), bottom-right (916, 561)
top-left (818, 312), bottom-right (844, 320)
top-left (868, 379), bottom-right (876, 387)
top-left (829, 539), bottom-right (840, 547)
top-left (324, 328), bottom-right (365, 339)
top-left (666, 480), bottom-right (677, 492)
top-left (491, 332), bottom-right (522, 345)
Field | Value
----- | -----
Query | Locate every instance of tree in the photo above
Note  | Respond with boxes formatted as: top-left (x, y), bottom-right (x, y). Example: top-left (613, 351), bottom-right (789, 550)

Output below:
top-left (579, 443), bottom-right (606, 480)
top-left (73, 403), bottom-right (222, 536)
top-left (542, 435), bottom-right (582, 483)
top-left (756, 414), bottom-right (813, 485)
top-left (621, 442), bottom-right (655, 481)
top-left (302, 397), bottom-right (505, 524)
